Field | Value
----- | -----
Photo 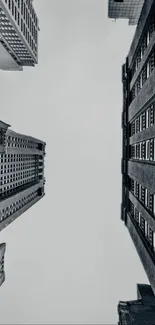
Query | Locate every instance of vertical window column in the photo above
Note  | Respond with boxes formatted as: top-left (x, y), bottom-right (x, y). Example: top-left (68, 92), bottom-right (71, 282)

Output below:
top-left (150, 139), bottom-right (154, 160)
top-left (135, 182), bottom-right (139, 199)
top-left (148, 226), bottom-right (153, 247)
top-left (140, 215), bottom-right (145, 234)
top-left (141, 186), bottom-right (145, 205)
top-left (135, 208), bottom-right (139, 223)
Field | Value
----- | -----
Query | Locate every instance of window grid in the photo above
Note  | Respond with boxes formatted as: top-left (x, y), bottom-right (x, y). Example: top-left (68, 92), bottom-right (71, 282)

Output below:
top-left (130, 178), bottom-right (155, 215)
top-left (129, 199), bottom-right (155, 250)
top-left (0, 4), bottom-right (38, 60)
top-left (131, 51), bottom-right (155, 101)
top-left (130, 102), bottom-right (155, 137)
top-left (131, 16), bottom-right (155, 79)
top-left (130, 137), bottom-right (155, 161)
top-left (0, 153), bottom-right (40, 197)
top-left (7, 135), bottom-right (38, 149)
top-left (0, 189), bottom-right (38, 222)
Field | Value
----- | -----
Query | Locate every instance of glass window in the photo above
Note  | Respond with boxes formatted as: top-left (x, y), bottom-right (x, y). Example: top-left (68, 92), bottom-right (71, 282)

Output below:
top-left (147, 61), bottom-right (150, 78)
top-left (147, 30), bottom-right (150, 46)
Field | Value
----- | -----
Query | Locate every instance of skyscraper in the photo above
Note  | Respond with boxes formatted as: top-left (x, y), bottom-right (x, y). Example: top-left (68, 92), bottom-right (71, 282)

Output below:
top-left (0, 0), bottom-right (39, 71)
top-left (121, 0), bottom-right (155, 295)
top-left (108, 0), bottom-right (155, 322)
top-left (108, 0), bottom-right (144, 25)
top-left (0, 120), bottom-right (46, 232)
top-left (118, 284), bottom-right (155, 325)
top-left (0, 243), bottom-right (6, 287)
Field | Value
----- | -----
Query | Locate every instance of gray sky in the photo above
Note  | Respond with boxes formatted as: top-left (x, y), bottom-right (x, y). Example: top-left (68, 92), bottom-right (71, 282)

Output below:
top-left (0, 1), bottom-right (149, 324)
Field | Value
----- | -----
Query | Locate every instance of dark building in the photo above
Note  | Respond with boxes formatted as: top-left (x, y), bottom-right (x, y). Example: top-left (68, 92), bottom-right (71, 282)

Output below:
top-left (121, 0), bottom-right (155, 295)
top-left (0, 243), bottom-right (6, 287)
top-left (0, 120), bottom-right (46, 232)
top-left (118, 284), bottom-right (155, 325)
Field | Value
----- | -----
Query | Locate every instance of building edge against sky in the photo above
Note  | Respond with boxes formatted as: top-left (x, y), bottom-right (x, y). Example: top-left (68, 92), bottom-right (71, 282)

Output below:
top-left (108, 0), bottom-right (145, 25)
top-left (0, 0), bottom-right (39, 71)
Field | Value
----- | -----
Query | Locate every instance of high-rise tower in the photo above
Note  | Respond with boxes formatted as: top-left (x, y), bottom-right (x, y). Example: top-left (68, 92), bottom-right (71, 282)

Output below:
top-left (108, 0), bottom-right (155, 322)
top-left (0, 120), bottom-right (46, 231)
top-left (0, 0), bottom-right (39, 71)
top-left (121, 0), bottom-right (155, 295)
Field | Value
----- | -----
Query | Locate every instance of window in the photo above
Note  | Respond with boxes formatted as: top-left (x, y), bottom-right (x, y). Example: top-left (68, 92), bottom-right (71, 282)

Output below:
top-left (145, 188), bottom-right (148, 207)
top-left (150, 52), bottom-right (155, 73)
top-left (140, 215), bottom-right (145, 233)
top-left (147, 61), bottom-right (150, 79)
top-left (24, 3), bottom-right (26, 19)
top-left (146, 140), bottom-right (150, 160)
top-left (150, 18), bottom-right (155, 37)
top-left (142, 112), bottom-right (146, 130)
top-left (148, 192), bottom-right (153, 213)
top-left (153, 233), bottom-right (155, 249)
top-left (145, 221), bottom-right (148, 237)
top-left (140, 73), bottom-right (143, 89)
top-left (132, 121), bottom-right (135, 135)
top-left (135, 182), bottom-right (139, 199)
top-left (142, 66), bottom-right (147, 85)
top-left (134, 208), bottom-right (139, 223)
top-left (0, 131), bottom-right (3, 145)
top-left (150, 139), bottom-right (154, 160)
top-left (141, 186), bottom-right (145, 205)
top-left (135, 144), bottom-right (138, 159)
top-left (21, 0), bottom-right (23, 15)
top-left (148, 227), bottom-right (153, 247)
top-left (146, 110), bottom-right (149, 128)
top-left (137, 78), bottom-right (140, 93)
top-left (12, 1), bottom-right (14, 16)
top-left (15, 6), bottom-right (17, 20)
top-left (150, 104), bottom-right (155, 125)
top-left (147, 30), bottom-right (150, 46)
top-left (140, 46), bottom-right (143, 60)
top-left (139, 142), bottom-right (142, 160)
top-left (153, 195), bottom-right (155, 215)
top-left (142, 36), bottom-right (147, 56)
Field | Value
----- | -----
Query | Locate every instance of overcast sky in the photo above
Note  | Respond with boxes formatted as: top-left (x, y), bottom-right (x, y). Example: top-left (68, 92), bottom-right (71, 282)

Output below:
top-left (0, 0), bottom-right (149, 324)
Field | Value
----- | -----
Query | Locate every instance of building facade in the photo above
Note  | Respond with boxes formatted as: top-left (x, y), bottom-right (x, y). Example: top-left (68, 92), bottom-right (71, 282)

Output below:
top-left (0, 243), bottom-right (6, 287)
top-left (118, 284), bottom-right (155, 325)
top-left (108, 0), bottom-right (145, 25)
top-left (0, 0), bottom-right (39, 71)
top-left (121, 0), bottom-right (155, 295)
top-left (0, 120), bottom-right (46, 232)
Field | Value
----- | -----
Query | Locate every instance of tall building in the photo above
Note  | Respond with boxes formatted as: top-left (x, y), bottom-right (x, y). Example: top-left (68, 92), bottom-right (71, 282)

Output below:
top-left (0, 0), bottom-right (39, 71)
top-left (121, 0), bottom-right (155, 295)
top-left (0, 243), bottom-right (6, 287)
top-left (118, 284), bottom-right (155, 325)
top-left (0, 120), bottom-right (46, 232)
top-left (108, 0), bottom-right (144, 25)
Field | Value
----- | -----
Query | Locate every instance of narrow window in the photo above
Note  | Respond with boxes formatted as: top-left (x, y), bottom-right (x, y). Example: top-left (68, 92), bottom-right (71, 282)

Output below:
top-left (147, 30), bottom-right (150, 46)
top-left (147, 61), bottom-right (150, 78)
